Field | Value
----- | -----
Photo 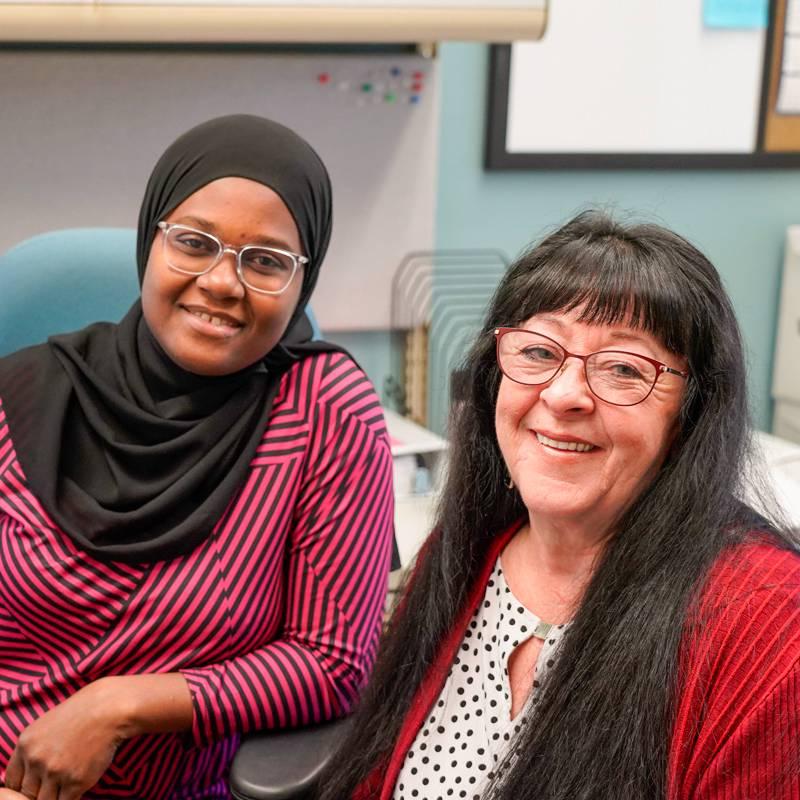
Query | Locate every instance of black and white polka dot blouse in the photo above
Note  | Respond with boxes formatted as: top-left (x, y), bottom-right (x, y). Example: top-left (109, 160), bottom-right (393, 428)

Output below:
top-left (392, 558), bottom-right (569, 800)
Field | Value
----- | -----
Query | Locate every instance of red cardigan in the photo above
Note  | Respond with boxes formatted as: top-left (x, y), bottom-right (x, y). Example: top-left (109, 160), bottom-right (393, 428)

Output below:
top-left (357, 522), bottom-right (800, 800)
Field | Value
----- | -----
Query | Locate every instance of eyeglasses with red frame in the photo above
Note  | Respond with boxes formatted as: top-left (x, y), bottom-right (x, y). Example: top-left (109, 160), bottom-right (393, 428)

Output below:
top-left (494, 327), bottom-right (689, 407)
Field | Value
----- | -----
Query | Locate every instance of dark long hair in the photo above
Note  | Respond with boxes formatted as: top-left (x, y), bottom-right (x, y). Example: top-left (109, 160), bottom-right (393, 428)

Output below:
top-left (321, 210), bottom-right (795, 800)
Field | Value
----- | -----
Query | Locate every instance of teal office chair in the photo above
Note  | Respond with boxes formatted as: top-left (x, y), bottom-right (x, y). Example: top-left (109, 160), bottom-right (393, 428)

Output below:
top-left (0, 228), bottom-right (140, 356)
top-left (0, 228), bottom-right (345, 799)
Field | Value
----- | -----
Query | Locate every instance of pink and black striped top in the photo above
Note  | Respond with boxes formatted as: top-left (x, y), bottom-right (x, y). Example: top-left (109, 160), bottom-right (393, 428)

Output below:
top-left (0, 351), bottom-right (394, 799)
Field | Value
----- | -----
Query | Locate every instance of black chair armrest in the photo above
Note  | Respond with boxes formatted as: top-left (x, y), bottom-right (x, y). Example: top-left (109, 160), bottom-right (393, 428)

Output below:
top-left (230, 716), bottom-right (353, 800)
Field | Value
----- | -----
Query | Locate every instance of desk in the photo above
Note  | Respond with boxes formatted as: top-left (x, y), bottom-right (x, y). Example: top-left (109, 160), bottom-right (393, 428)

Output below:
top-left (752, 430), bottom-right (800, 530)
top-left (385, 408), bottom-right (446, 569)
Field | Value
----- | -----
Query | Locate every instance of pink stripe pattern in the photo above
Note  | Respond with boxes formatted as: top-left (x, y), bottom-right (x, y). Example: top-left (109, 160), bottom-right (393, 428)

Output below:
top-left (0, 352), bottom-right (394, 799)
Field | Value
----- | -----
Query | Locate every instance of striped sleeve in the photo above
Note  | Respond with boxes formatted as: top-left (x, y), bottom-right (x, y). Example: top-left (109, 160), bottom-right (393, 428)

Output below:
top-left (181, 355), bottom-right (395, 747)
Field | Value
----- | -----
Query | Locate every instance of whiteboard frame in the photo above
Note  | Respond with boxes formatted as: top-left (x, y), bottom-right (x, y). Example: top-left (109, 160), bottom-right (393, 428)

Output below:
top-left (485, 3), bottom-right (800, 171)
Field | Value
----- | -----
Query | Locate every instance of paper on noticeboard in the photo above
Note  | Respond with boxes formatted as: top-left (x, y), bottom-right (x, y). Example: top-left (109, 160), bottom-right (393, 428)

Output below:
top-left (778, 0), bottom-right (800, 113)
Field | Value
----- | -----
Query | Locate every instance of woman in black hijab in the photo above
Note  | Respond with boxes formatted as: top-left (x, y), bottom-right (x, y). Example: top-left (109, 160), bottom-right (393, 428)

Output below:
top-left (0, 115), bottom-right (394, 800)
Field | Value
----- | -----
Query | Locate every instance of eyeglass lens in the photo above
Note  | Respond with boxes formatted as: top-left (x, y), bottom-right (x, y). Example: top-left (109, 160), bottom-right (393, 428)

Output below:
top-left (498, 331), bottom-right (658, 406)
top-left (164, 226), bottom-right (296, 294)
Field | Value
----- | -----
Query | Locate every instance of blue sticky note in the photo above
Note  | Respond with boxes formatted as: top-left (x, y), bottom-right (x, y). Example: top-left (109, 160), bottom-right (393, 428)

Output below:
top-left (704, 0), bottom-right (768, 29)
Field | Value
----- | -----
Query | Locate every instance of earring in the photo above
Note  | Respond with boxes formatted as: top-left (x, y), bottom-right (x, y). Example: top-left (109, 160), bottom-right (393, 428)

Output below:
top-left (505, 474), bottom-right (515, 490)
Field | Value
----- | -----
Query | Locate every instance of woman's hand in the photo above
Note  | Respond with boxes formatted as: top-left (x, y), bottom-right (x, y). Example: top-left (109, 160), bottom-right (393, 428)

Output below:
top-left (2, 678), bottom-right (128, 800)
top-left (1, 673), bottom-right (193, 800)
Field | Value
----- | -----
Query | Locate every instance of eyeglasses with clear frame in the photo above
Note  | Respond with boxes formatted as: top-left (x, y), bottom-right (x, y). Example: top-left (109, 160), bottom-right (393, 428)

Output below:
top-left (157, 221), bottom-right (308, 296)
top-left (494, 327), bottom-right (689, 407)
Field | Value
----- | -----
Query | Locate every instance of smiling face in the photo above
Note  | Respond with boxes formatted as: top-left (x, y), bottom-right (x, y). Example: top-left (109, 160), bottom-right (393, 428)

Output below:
top-left (495, 308), bottom-right (687, 536)
top-left (141, 176), bottom-right (304, 376)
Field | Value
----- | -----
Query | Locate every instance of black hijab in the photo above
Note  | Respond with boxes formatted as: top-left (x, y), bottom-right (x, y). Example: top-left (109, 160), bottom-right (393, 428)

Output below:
top-left (0, 114), bottom-right (344, 563)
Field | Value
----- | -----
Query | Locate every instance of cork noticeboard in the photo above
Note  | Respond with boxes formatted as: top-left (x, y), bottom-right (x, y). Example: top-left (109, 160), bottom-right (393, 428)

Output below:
top-left (762, 0), bottom-right (800, 151)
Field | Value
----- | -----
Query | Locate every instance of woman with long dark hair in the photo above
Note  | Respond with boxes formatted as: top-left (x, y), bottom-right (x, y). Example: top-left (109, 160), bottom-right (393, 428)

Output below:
top-left (0, 115), bottom-right (393, 799)
top-left (322, 210), bottom-right (800, 800)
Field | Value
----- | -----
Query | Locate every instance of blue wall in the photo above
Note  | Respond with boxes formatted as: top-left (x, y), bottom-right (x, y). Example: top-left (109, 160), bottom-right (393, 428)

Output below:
top-left (333, 43), bottom-right (800, 431)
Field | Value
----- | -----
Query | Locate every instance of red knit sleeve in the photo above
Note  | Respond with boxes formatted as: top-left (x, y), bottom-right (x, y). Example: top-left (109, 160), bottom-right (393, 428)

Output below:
top-left (692, 660), bottom-right (800, 799)
top-left (669, 543), bottom-right (800, 800)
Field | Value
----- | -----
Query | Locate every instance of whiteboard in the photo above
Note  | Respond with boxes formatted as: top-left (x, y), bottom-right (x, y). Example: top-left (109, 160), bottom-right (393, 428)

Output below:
top-left (485, 0), bottom-right (790, 168)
